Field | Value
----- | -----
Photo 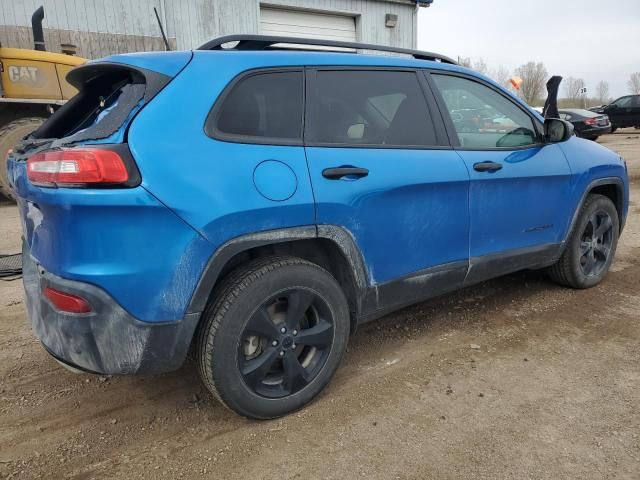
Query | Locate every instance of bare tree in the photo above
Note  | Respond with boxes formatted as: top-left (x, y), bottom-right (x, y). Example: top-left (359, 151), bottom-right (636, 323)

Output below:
top-left (457, 56), bottom-right (472, 68)
top-left (473, 58), bottom-right (488, 75)
top-left (629, 72), bottom-right (640, 94)
top-left (490, 65), bottom-right (511, 88)
top-left (595, 80), bottom-right (610, 105)
top-left (563, 77), bottom-right (587, 101)
top-left (514, 61), bottom-right (548, 105)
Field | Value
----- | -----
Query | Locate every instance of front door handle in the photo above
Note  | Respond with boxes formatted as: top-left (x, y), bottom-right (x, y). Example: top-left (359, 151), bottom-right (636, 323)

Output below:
top-left (473, 161), bottom-right (503, 173)
top-left (322, 167), bottom-right (369, 180)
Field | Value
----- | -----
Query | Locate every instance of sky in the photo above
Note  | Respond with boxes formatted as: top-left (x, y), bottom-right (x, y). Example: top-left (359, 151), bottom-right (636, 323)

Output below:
top-left (417, 0), bottom-right (640, 99)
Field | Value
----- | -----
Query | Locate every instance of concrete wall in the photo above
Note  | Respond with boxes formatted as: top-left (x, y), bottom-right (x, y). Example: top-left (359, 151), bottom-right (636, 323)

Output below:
top-left (0, 0), bottom-right (417, 59)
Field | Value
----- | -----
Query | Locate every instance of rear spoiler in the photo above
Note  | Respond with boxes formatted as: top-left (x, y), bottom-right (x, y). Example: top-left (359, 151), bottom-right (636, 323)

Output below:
top-left (66, 62), bottom-right (171, 102)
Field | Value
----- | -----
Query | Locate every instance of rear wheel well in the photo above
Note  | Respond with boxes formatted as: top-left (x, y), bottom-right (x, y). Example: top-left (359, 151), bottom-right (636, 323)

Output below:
top-left (216, 239), bottom-right (360, 332)
top-left (588, 183), bottom-right (623, 229)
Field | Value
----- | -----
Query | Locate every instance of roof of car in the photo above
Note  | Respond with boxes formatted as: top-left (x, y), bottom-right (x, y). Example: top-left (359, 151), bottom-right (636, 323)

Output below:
top-left (197, 34), bottom-right (457, 64)
top-left (192, 49), bottom-right (544, 123)
top-left (198, 48), bottom-right (457, 70)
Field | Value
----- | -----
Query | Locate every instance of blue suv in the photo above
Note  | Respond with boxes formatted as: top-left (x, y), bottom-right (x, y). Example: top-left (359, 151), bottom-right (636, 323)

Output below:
top-left (6, 36), bottom-right (629, 419)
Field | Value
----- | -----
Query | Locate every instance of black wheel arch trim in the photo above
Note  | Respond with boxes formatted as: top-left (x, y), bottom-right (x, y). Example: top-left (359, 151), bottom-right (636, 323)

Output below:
top-left (187, 176), bottom-right (627, 322)
top-left (562, 176), bottom-right (626, 253)
top-left (186, 225), bottom-right (370, 315)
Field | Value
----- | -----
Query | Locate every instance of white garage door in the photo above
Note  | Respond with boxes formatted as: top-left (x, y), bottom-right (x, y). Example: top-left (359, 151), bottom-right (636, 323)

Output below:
top-left (260, 7), bottom-right (356, 42)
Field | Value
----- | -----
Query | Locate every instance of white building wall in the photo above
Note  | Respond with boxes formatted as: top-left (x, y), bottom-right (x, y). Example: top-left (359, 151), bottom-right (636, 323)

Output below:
top-left (0, 0), bottom-right (417, 58)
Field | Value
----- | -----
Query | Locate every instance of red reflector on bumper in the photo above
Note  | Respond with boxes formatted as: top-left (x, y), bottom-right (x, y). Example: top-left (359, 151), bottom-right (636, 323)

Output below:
top-left (44, 287), bottom-right (92, 314)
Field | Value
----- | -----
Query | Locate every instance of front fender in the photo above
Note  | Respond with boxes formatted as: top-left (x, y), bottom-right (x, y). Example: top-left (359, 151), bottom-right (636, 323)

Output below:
top-left (558, 136), bottom-right (629, 240)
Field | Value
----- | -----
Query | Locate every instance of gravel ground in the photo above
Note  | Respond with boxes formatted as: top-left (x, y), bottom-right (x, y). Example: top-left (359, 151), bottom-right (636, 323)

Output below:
top-left (599, 128), bottom-right (640, 178)
top-left (0, 133), bottom-right (639, 480)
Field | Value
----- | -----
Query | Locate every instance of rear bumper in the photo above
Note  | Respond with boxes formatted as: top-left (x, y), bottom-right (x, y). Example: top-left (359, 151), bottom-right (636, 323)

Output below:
top-left (577, 125), bottom-right (612, 138)
top-left (22, 242), bottom-right (200, 375)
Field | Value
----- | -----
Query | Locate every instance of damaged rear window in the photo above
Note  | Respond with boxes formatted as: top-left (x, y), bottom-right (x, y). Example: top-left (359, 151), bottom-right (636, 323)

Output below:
top-left (29, 64), bottom-right (151, 147)
top-left (69, 82), bottom-right (143, 138)
top-left (9, 62), bottom-right (171, 162)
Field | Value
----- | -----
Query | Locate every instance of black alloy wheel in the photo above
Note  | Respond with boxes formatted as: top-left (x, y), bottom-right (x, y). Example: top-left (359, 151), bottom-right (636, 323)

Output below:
top-left (547, 194), bottom-right (619, 289)
top-left (578, 210), bottom-right (614, 277)
top-left (197, 256), bottom-right (350, 419)
top-left (239, 288), bottom-right (335, 398)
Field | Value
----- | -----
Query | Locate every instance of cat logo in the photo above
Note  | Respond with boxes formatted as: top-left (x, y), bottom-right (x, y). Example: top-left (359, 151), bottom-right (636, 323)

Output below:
top-left (8, 65), bottom-right (39, 84)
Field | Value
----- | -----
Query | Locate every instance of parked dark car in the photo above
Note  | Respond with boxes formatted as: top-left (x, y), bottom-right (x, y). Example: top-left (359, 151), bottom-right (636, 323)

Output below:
top-left (559, 108), bottom-right (611, 140)
top-left (589, 95), bottom-right (640, 132)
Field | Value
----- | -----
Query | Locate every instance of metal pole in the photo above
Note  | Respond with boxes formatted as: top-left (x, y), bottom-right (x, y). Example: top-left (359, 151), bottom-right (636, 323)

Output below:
top-left (154, 7), bottom-right (171, 51)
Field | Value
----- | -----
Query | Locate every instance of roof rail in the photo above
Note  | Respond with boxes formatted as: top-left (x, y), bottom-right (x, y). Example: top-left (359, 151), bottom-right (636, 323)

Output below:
top-left (197, 35), bottom-right (457, 65)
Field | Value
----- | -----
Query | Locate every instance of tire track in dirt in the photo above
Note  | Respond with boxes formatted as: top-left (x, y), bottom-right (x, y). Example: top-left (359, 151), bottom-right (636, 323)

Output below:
top-left (1, 182), bottom-right (639, 480)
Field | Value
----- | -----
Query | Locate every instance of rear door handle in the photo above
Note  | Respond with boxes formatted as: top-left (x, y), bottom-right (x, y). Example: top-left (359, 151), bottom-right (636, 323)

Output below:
top-left (473, 161), bottom-right (503, 173)
top-left (322, 167), bottom-right (369, 180)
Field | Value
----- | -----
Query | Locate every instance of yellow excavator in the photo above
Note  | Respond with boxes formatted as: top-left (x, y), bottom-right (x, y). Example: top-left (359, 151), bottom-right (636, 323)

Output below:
top-left (0, 6), bottom-right (86, 199)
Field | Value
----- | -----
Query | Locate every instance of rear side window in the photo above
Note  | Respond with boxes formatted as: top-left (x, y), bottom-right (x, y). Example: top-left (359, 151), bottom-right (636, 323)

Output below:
top-left (306, 70), bottom-right (438, 147)
top-left (209, 70), bottom-right (303, 143)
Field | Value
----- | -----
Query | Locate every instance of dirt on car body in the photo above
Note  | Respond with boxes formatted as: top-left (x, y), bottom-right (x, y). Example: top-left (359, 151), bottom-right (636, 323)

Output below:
top-left (0, 133), bottom-right (639, 480)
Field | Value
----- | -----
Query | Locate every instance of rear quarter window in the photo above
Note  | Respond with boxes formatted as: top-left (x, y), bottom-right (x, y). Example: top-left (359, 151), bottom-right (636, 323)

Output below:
top-left (207, 70), bottom-right (304, 144)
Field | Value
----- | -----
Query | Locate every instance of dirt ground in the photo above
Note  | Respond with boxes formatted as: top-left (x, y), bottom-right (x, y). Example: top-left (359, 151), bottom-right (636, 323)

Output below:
top-left (599, 128), bottom-right (640, 178)
top-left (1, 131), bottom-right (639, 480)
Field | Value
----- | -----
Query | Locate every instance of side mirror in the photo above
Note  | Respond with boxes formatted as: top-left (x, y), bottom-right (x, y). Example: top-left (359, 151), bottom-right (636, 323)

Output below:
top-left (544, 118), bottom-right (574, 143)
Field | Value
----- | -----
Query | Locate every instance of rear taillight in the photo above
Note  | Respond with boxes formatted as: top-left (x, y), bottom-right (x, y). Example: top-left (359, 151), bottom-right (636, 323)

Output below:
top-left (584, 118), bottom-right (597, 126)
top-left (44, 287), bottom-right (92, 314)
top-left (27, 148), bottom-right (129, 187)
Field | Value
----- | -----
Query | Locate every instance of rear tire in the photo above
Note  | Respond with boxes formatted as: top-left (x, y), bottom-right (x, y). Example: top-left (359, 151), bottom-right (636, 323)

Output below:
top-left (0, 117), bottom-right (45, 200)
top-left (548, 194), bottom-right (619, 289)
top-left (196, 255), bottom-right (350, 419)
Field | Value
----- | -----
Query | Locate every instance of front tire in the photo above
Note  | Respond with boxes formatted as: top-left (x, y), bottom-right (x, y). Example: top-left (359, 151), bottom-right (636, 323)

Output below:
top-left (196, 256), bottom-right (350, 419)
top-left (548, 194), bottom-right (619, 288)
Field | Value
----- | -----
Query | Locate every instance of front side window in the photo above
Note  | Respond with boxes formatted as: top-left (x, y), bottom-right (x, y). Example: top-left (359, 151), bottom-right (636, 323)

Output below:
top-left (432, 74), bottom-right (538, 149)
top-left (211, 70), bottom-right (303, 142)
top-left (306, 70), bottom-right (438, 147)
